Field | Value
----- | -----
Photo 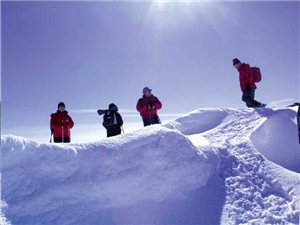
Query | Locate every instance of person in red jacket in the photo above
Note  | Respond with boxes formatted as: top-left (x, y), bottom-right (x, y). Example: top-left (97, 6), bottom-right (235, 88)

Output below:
top-left (233, 58), bottom-right (266, 108)
top-left (136, 87), bottom-right (162, 127)
top-left (50, 102), bottom-right (74, 143)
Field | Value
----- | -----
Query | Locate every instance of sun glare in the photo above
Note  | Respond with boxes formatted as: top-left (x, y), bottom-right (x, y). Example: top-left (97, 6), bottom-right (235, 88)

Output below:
top-left (148, 0), bottom-right (209, 30)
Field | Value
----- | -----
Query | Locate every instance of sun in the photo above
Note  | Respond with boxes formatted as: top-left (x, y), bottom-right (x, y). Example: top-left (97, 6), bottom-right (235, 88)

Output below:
top-left (148, 0), bottom-right (207, 29)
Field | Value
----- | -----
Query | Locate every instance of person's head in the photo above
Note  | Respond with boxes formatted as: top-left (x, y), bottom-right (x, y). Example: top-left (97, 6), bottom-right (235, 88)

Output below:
top-left (233, 58), bottom-right (242, 70)
top-left (109, 103), bottom-right (118, 111)
top-left (58, 102), bottom-right (66, 112)
top-left (143, 87), bottom-right (152, 97)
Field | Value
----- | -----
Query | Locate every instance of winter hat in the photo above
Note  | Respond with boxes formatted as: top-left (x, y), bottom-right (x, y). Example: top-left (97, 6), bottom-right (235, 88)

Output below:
top-left (143, 87), bottom-right (152, 93)
top-left (233, 58), bottom-right (241, 65)
top-left (58, 102), bottom-right (66, 109)
top-left (109, 103), bottom-right (118, 111)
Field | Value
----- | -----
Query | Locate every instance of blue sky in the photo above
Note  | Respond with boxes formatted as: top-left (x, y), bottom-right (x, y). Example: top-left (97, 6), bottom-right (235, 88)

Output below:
top-left (1, 1), bottom-right (299, 142)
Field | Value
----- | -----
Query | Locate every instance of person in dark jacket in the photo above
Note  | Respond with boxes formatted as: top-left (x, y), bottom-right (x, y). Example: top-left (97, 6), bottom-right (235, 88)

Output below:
top-left (298, 104), bottom-right (300, 143)
top-left (102, 103), bottom-right (123, 138)
top-left (289, 102), bottom-right (300, 143)
top-left (233, 58), bottom-right (266, 108)
top-left (136, 87), bottom-right (162, 127)
top-left (50, 102), bottom-right (74, 143)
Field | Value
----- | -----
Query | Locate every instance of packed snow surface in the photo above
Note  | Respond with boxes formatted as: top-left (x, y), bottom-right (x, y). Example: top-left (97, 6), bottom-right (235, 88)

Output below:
top-left (1, 107), bottom-right (300, 225)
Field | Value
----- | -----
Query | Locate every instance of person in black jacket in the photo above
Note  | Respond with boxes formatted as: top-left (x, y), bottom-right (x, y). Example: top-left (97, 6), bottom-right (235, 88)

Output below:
top-left (298, 104), bottom-right (300, 143)
top-left (102, 103), bottom-right (123, 138)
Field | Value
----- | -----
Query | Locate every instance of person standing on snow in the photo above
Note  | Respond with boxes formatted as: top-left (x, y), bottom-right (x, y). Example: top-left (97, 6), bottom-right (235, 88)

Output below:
top-left (233, 58), bottom-right (266, 108)
top-left (136, 87), bottom-right (162, 127)
top-left (288, 102), bottom-right (300, 143)
top-left (102, 103), bottom-right (123, 138)
top-left (298, 104), bottom-right (300, 143)
top-left (50, 102), bottom-right (74, 143)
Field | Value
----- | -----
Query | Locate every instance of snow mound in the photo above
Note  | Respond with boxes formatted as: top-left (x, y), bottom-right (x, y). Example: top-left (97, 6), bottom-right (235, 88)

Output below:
top-left (166, 107), bottom-right (300, 224)
top-left (1, 126), bottom-right (218, 225)
top-left (251, 108), bottom-right (300, 172)
top-left (165, 108), bottom-right (229, 135)
top-left (1, 107), bottom-right (300, 225)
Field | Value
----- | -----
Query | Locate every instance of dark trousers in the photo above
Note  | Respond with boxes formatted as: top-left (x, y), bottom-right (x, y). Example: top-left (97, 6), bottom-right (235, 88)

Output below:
top-left (143, 116), bottom-right (160, 127)
top-left (54, 137), bottom-right (70, 143)
top-left (242, 88), bottom-right (262, 108)
top-left (297, 110), bottom-right (300, 143)
top-left (107, 126), bottom-right (122, 138)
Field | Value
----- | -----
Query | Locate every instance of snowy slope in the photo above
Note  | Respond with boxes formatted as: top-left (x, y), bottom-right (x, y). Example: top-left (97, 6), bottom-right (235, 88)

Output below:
top-left (1, 107), bottom-right (300, 225)
top-left (0, 175), bottom-right (11, 225)
top-left (166, 107), bottom-right (300, 224)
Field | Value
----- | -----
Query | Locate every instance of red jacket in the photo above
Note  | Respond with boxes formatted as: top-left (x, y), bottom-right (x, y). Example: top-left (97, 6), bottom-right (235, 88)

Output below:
top-left (136, 95), bottom-right (162, 119)
top-left (51, 111), bottom-right (74, 138)
top-left (238, 63), bottom-right (257, 92)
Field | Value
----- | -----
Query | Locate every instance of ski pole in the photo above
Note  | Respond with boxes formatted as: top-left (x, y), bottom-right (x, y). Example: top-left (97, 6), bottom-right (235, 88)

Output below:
top-left (149, 105), bottom-right (152, 126)
top-left (68, 125), bottom-right (70, 142)
top-left (121, 126), bottom-right (125, 134)
top-left (50, 128), bottom-right (53, 143)
top-left (62, 126), bottom-right (64, 143)
top-left (66, 119), bottom-right (70, 143)
top-left (61, 114), bottom-right (64, 143)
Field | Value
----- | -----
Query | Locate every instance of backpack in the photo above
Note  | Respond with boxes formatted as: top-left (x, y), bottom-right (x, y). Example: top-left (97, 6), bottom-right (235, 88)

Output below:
top-left (103, 112), bottom-right (118, 129)
top-left (251, 67), bottom-right (262, 83)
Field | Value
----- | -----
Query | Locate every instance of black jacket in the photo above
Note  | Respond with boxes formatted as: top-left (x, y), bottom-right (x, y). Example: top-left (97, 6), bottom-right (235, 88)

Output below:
top-left (102, 110), bottom-right (123, 138)
top-left (103, 111), bottom-right (123, 128)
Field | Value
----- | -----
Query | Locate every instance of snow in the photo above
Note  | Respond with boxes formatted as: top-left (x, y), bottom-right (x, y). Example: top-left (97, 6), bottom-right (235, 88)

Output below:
top-left (0, 176), bottom-right (11, 225)
top-left (1, 107), bottom-right (300, 225)
top-left (165, 108), bottom-right (229, 135)
top-left (251, 108), bottom-right (300, 172)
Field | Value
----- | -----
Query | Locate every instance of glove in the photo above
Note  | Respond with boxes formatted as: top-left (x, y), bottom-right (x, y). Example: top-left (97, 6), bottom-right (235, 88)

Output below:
top-left (148, 102), bottom-right (154, 109)
top-left (61, 120), bottom-right (69, 127)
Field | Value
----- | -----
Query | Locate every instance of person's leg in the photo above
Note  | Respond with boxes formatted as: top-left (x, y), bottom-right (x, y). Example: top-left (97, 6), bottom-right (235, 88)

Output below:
top-left (63, 137), bottom-right (70, 143)
top-left (107, 127), bottom-right (122, 137)
top-left (112, 127), bottom-right (121, 136)
top-left (250, 89), bottom-right (261, 107)
top-left (242, 89), bottom-right (261, 108)
top-left (143, 118), bottom-right (151, 127)
top-left (151, 116), bottom-right (160, 125)
top-left (242, 90), bottom-right (254, 107)
top-left (54, 137), bottom-right (62, 143)
top-left (297, 111), bottom-right (300, 143)
top-left (107, 129), bottom-right (113, 137)
top-left (116, 127), bottom-right (122, 135)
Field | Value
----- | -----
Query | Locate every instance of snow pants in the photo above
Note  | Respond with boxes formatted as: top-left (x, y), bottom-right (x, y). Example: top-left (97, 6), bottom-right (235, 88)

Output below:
top-left (297, 105), bottom-right (300, 143)
top-left (242, 88), bottom-right (262, 108)
top-left (54, 137), bottom-right (70, 143)
top-left (143, 116), bottom-right (160, 127)
top-left (106, 126), bottom-right (121, 138)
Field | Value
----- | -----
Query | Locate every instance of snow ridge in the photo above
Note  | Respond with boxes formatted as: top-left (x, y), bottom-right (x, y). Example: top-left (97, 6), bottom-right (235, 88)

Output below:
top-left (1, 126), bottom-right (217, 225)
top-left (1, 107), bottom-right (300, 225)
top-left (185, 108), bottom-right (300, 224)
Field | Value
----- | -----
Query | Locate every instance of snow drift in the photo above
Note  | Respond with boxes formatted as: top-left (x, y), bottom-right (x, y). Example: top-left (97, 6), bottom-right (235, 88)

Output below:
top-left (251, 109), bottom-right (300, 172)
top-left (1, 126), bottom-right (218, 225)
top-left (1, 107), bottom-right (300, 225)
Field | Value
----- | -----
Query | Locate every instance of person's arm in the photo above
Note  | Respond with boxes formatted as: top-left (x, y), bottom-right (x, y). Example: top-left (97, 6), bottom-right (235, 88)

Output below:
top-left (66, 115), bottom-right (74, 129)
top-left (51, 114), bottom-right (63, 130)
top-left (239, 71), bottom-right (250, 92)
top-left (136, 99), bottom-right (147, 112)
top-left (154, 97), bottom-right (162, 110)
top-left (117, 113), bottom-right (123, 127)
